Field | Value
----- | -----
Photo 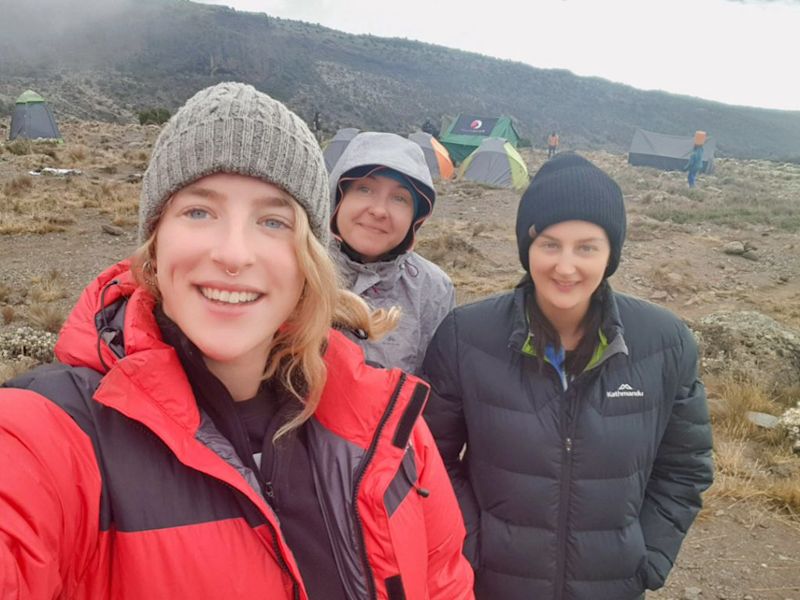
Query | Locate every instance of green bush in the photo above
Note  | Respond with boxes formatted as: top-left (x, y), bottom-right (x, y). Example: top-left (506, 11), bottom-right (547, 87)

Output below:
top-left (138, 107), bottom-right (171, 125)
top-left (0, 99), bottom-right (13, 118)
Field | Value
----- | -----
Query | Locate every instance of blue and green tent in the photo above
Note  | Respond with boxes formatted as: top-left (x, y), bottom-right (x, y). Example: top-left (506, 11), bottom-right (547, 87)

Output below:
top-left (440, 114), bottom-right (519, 164)
top-left (9, 90), bottom-right (63, 142)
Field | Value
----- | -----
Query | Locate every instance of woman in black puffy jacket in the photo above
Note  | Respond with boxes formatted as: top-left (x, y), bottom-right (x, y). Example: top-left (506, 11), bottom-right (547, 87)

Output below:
top-left (423, 152), bottom-right (713, 600)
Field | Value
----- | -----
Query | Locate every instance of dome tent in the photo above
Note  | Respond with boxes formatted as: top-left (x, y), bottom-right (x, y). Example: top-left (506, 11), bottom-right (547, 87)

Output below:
top-left (323, 127), bottom-right (359, 172)
top-left (9, 90), bottom-right (62, 142)
top-left (440, 114), bottom-right (520, 164)
top-left (408, 131), bottom-right (455, 180)
top-left (458, 137), bottom-right (529, 190)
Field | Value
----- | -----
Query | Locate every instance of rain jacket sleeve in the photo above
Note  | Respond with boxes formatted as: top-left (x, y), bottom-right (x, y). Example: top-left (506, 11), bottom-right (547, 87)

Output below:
top-left (0, 389), bottom-right (101, 600)
top-left (637, 326), bottom-right (713, 590)
top-left (417, 278), bottom-right (456, 373)
top-left (413, 418), bottom-right (475, 599)
top-left (420, 312), bottom-right (481, 569)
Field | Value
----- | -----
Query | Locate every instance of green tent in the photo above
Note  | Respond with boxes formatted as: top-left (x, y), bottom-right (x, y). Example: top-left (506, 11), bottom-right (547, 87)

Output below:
top-left (440, 114), bottom-right (520, 164)
top-left (458, 137), bottom-right (529, 190)
top-left (9, 90), bottom-right (63, 141)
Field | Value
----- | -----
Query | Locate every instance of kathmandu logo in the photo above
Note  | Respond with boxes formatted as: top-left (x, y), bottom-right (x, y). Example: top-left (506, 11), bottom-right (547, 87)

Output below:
top-left (606, 383), bottom-right (645, 398)
top-left (470, 119), bottom-right (483, 130)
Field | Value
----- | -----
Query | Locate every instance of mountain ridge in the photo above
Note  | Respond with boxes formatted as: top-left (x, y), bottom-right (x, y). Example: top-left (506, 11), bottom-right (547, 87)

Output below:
top-left (1, 0), bottom-right (799, 160)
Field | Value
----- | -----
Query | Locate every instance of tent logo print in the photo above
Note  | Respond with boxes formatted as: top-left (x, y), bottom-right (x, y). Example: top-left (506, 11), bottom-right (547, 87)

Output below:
top-left (470, 119), bottom-right (483, 130)
top-left (606, 383), bottom-right (644, 398)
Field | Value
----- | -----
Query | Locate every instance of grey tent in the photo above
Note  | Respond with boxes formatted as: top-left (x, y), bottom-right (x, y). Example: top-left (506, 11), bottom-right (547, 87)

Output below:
top-left (628, 128), bottom-right (715, 173)
top-left (9, 90), bottom-right (62, 141)
top-left (323, 127), bottom-right (360, 172)
top-left (457, 137), bottom-right (529, 190)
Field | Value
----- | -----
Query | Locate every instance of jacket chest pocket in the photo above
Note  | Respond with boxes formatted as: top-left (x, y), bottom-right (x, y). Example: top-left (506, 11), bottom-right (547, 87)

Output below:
top-left (383, 447), bottom-right (418, 517)
top-left (588, 375), bottom-right (659, 417)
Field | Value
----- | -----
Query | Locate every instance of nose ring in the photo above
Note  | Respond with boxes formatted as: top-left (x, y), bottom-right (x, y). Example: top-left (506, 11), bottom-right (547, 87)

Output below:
top-left (225, 268), bottom-right (240, 277)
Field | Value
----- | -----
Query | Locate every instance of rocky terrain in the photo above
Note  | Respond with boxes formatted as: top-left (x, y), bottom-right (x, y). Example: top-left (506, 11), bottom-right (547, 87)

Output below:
top-left (1, 120), bottom-right (799, 598)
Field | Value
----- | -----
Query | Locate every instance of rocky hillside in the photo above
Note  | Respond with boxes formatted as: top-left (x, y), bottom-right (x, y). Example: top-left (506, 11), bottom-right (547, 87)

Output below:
top-left (2, 0), bottom-right (800, 159)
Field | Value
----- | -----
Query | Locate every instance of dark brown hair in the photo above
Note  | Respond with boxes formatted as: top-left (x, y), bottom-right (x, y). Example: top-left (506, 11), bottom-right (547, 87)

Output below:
top-left (526, 279), bottom-right (610, 377)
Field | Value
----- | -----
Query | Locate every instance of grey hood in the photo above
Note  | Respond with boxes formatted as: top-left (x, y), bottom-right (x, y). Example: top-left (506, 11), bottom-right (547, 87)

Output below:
top-left (329, 132), bottom-right (436, 257)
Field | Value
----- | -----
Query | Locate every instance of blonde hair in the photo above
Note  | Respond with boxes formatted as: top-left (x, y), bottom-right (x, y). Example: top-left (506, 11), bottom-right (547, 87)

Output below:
top-left (131, 199), bottom-right (399, 439)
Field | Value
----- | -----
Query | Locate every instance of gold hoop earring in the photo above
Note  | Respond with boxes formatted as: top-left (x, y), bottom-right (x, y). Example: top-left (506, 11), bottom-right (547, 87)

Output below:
top-left (142, 259), bottom-right (158, 288)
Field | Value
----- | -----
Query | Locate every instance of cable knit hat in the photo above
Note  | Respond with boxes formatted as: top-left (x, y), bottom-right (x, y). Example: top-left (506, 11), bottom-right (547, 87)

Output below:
top-left (139, 82), bottom-right (329, 245)
top-left (516, 152), bottom-right (626, 277)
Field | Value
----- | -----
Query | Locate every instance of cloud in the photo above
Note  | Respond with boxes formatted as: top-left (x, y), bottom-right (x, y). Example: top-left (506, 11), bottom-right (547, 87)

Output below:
top-left (723, 0), bottom-right (800, 4)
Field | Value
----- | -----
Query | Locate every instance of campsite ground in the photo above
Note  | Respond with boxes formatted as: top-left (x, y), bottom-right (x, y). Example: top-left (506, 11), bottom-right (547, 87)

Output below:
top-left (1, 121), bottom-right (799, 599)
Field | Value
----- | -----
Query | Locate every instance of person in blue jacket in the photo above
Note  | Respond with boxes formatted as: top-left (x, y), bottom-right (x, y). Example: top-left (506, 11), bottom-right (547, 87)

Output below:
top-left (685, 144), bottom-right (705, 188)
top-left (423, 152), bottom-right (713, 600)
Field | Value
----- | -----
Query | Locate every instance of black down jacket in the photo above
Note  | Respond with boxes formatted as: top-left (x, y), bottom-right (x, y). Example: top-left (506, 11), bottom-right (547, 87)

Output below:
top-left (422, 283), bottom-right (713, 600)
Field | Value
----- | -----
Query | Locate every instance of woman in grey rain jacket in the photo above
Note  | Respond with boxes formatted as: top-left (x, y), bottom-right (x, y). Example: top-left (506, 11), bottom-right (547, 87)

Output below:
top-left (330, 132), bottom-right (455, 374)
top-left (423, 153), bottom-right (713, 600)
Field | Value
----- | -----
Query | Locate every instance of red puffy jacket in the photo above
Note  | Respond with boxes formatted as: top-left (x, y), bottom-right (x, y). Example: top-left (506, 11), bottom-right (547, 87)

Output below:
top-left (0, 261), bottom-right (474, 599)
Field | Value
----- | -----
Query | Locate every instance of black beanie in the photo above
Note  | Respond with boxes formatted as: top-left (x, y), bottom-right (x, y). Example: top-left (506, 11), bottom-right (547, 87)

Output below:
top-left (516, 152), bottom-right (626, 277)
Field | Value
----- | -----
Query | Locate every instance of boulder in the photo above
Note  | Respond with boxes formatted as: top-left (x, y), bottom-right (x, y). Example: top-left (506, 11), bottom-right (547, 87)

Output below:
top-left (691, 311), bottom-right (800, 388)
top-left (722, 241), bottom-right (746, 255)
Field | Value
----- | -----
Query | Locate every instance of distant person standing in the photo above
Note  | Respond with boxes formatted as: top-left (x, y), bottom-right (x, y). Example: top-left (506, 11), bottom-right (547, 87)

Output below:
top-left (312, 110), bottom-right (323, 142)
top-left (547, 131), bottom-right (560, 158)
top-left (685, 144), bottom-right (704, 188)
top-left (422, 118), bottom-right (441, 139)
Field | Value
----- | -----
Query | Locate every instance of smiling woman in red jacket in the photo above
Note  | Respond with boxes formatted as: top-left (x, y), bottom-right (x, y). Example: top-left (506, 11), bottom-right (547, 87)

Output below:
top-left (0, 82), bottom-right (473, 600)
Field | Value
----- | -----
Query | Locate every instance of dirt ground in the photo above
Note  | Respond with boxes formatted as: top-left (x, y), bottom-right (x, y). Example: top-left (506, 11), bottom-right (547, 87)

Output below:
top-left (1, 123), bottom-right (799, 598)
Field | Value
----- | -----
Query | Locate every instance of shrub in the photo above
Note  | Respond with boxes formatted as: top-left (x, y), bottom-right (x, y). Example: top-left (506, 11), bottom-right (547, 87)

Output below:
top-left (138, 107), bottom-right (171, 126)
top-left (0, 99), bottom-right (12, 117)
top-left (3, 175), bottom-right (34, 196)
top-left (6, 140), bottom-right (31, 156)
top-left (26, 303), bottom-right (66, 333)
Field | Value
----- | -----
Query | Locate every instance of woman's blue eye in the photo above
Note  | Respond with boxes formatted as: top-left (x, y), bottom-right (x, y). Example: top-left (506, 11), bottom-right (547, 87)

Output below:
top-left (262, 218), bottom-right (290, 230)
top-left (393, 194), bottom-right (412, 205)
top-left (186, 208), bottom-right (209, 219)
top-left (356, 184), bottom-right (372, 194)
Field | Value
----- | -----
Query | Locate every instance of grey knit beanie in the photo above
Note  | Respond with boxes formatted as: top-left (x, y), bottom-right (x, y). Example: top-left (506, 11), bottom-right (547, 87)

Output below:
top-left (516, 152), bottom-right (626, 277)
top-left (139, 82), bottom-right (329, 245)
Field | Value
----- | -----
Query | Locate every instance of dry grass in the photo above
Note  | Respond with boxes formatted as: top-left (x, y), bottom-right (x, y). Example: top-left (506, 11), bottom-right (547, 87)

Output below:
top-left (708, 373), bottom-right (784, 436)
top-left (766, 480), bottom-right (800, 517)
top-left (648, 260), bottom-right (697, 296)
top-left (417, 225), bottom-right (484, 268)
top-left (3, 175), bottom-right (34, 196)
top-left (416, 220), bottom-right (522, 303)
top-left (26, 302), bottom-right (67, 333)
top-left (28, 270), bottom-right (68, 303)
top-left (98, 182), bottom-right (138, 223)
top-left (0, 357), bottom-right (39, 384)
top-left (705, 372), bottom-right (800, 519)
top-left (66, 144), bottom-right (89, 162)
top-left (0, 175), bottom-right (88, 234)
top-left (6, 140), bottom-right (32, 156)
top-left (613, 155), bottom-right (800, 233)
top-left (2, 306), bottom-right (15, 324)
top-left (0, 283), bottom-right (10, 303)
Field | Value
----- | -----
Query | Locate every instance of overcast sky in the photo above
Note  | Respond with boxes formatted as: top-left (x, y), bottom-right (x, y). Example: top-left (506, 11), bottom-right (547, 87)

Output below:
top-left (194, 0), bottom-right (799, 111)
